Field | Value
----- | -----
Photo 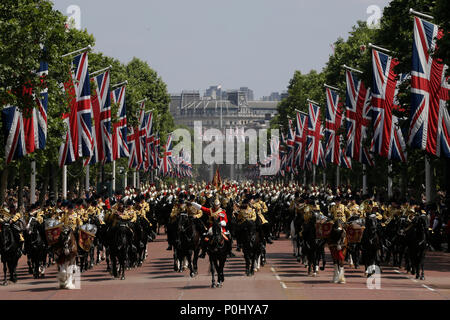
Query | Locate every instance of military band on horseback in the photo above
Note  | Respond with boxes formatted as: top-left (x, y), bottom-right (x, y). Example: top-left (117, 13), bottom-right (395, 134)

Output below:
top-left (0, 180), bottom-right (448, 289)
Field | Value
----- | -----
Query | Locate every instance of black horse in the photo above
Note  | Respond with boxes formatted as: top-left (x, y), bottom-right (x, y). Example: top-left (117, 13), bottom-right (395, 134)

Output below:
top-left (302, 213), bottom-right (325, 276)
top-left (361, 215), bottom-right (381, 277)
top-left (239, 220), bottom-right (262, 276)
top-left (291, 213), bottom-right (304, 263)
top-left (207, 218), bottom-right (229, 288)
top-left (387, 216), bottom-right (409, 267)
top-left (173, 213), bottom-right (201, 277)
top-left (0, 222), bottom-right (22, 285)
top-left (406, 215), bottom-right (428, 280)
top-left (25, 218), bottom-right (47, 279)
top-left (109, 222), bottom-right (131, 280)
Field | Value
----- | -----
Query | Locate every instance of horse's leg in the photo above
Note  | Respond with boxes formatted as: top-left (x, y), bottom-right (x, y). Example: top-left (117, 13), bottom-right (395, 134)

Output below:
top-left (209, 257), bottom-right (216, 288)
top-left (214, 259), bottom-right (222, 287)
top-left (187, 252), bottom-right (195, 278)
top-left (420, 251), bottom-right (425, 280)
top-left (27, 255), bottom-right (33, 274)
top-left (120, 258), bottom-right (126, 280)
top-left (193, 248), bottom-right (199, 275)
top-left (10, 259), bottom-right (18, 283)
top-left (106, 247), bottom-right (111, 273)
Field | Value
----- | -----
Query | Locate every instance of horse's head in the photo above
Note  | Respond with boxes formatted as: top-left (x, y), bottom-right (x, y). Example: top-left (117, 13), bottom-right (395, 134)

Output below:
top-left (209, 218), bottom-right (224, 250)
top-left (59, 228), bottom-right (74, 256)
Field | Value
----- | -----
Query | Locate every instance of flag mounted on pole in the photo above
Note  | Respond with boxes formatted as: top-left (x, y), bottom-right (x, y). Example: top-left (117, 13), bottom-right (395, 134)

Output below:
top-left (344, 70), bottom-right (374, 166)
top-left (59, 66), bottom-right (79, 167)
top-left (89, 70), bottom-right (112, 164)
top-left (294, 112), bottom-right (308, 170)
top-left (306, 102), bottom-right (324, 166)
top-left (111, 85), bottom-right (129, 160)
top-left (409, 16), bottom-right (450, 158)
top-left (212, 167), bottom-right (222, 190)
top-left (3, 59), bottom-right (48, 164)
top-left (370, 48), bottom-right (407, 162)
top-left (72, 52), bottom-right (93, 158)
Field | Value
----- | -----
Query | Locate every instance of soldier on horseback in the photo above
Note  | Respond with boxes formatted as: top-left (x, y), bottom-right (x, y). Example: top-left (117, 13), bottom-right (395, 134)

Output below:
top-left (0, 205), bottom-right (25, 246)
top-left (192, 198), bottom-right (232, 259)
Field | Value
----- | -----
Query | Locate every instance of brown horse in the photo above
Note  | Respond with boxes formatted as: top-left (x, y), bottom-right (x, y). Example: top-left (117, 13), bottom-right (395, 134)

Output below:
top-left (54, 228), bottom-right (78, 289)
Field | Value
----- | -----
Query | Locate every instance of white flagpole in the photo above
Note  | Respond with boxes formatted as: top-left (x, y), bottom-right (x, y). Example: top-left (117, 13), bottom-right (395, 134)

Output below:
top-left (425, 156), bottom-right (432, 202)
top-left (388, 163), bottom-right (393, 199)
top-left (133, 170), bottom-right (137, 189)
top-left (124, 170), bottom-right (128, 189)
top-left (62, 165), bottom-right (67, 199)
top-left (336, 165), bottom-right (340, 188)
top-left (85, 164), bottom-right (90, 193)
top-left (112, 161), bottom-right (116, 192)
top-left (30, 161), bottom-right (36, 205)
top-left (312, 165), bottom-right (316, 185)
top-left (137, 170), bottom-right (140, 190)
top-left (362, 164), bottom-right (368, 195)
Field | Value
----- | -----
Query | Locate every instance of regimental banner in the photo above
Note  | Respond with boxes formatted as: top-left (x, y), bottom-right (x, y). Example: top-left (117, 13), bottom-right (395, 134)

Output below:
top-left (45, 225), bottom-right (63, 246)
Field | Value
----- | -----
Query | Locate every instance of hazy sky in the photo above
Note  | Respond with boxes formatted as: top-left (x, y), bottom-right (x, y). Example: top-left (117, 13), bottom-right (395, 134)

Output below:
top-left (53, 0), bottom-right (391, 99)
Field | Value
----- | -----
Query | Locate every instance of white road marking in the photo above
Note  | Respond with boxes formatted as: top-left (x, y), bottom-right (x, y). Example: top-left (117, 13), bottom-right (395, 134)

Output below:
top-left (270, 266), bottom-right (286, 289)
top-left (422, 284), bottom-right (435, 292)
top-left (283, 286), bottom-right (433, 291)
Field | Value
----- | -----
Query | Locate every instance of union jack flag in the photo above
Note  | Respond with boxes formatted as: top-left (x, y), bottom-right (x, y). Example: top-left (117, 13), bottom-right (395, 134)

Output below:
top-left (154, 132), bottom-right (161, 170)
top-left (294, 112), bottom-right (308, 170)
top-left (35, 60), bottom-right (48, 150)
top-left (161, 134), bottom-right (173, 176)
top-left (285, 119), bottom-right (296, 172)
top-left (111, 85), bottom-right (129, 160)
top-left (72, 52), bottom-right (93, 158)
top-left (127, 127), bottom-right (141, 169)
top-left (137, 104), bottom-right (148, 170)
top-left (2, 59), bottom-right (48, 164)
top-left (3, 106), bottom-right (31, 163)
top-left (306, 102), bottom-right (324, 166)
top-left (324, 88), bottom-right (344, 165)
top-left (409, 17), bottom-right (450, 158)
top-left (344, 70), bottom-right (374, 166)
top-left (88, 70), bottom-right (112, 164)
top-left (59, 67), bottom-right (79, 167)
top-left (370, 49), bottom-right (407, 162)
top-left (144, 111), bottom-right (154, 171)
top-left (127, 106), bottom-right (146, 169)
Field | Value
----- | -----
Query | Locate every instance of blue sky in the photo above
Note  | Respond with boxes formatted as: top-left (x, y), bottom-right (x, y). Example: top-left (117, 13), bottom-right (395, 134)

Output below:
top-left (53, 0), bottom-right (392, 99)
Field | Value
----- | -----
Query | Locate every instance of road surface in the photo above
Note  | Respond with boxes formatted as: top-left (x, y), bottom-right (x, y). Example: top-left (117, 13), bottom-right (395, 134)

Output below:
top-left (0, 233), bottom-right (449, 300)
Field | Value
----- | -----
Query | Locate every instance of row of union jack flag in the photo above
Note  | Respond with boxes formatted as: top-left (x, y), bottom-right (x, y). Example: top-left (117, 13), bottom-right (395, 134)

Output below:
top-left (1, 50), bottom-right (190, 177)
top-left (265, 15), bottom-right (448, 177)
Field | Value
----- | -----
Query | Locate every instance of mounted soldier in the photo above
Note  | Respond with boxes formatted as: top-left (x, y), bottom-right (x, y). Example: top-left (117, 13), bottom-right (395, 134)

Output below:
top-left (190, 197), bottom-right (231, 258)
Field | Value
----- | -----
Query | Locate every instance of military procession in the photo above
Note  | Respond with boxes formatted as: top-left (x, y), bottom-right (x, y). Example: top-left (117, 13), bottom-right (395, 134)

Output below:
top-left (0, 179), bottom-right (448, 290)
top-left (1, 0), bottom-right (450, 300)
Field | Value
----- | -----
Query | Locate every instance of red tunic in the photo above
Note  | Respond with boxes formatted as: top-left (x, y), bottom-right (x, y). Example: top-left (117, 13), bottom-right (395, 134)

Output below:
top-left (200, 206), bottom-right (228, 233)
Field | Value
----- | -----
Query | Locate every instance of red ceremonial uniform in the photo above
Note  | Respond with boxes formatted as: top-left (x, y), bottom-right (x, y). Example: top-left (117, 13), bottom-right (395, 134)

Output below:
top-left (200, 206), bottom-right (228, 233)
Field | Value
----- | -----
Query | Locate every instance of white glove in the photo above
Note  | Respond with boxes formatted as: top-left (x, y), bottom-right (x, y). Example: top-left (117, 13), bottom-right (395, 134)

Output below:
top-left (191, 202), bottom-right (202, 210)
top-left (220, 220), bottom-right (227, 227)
